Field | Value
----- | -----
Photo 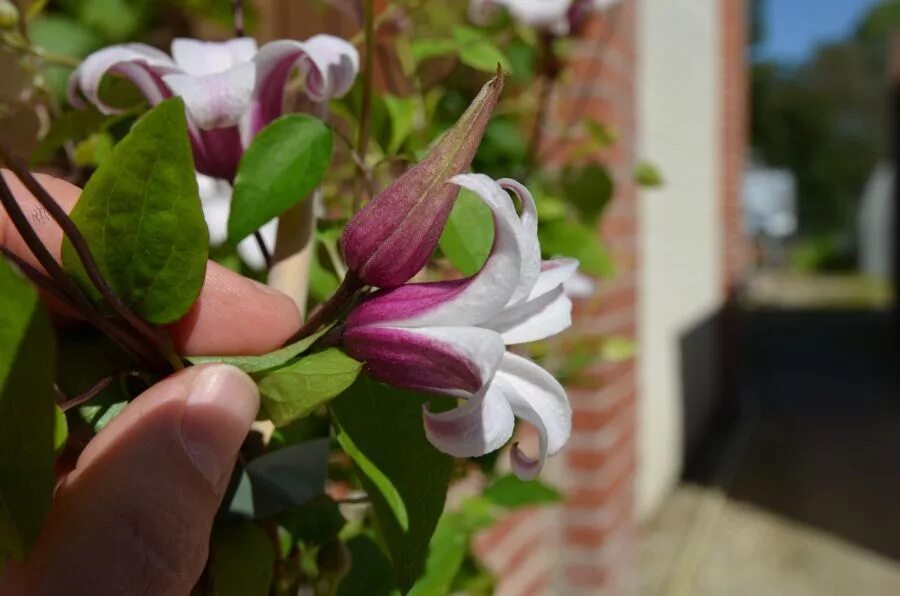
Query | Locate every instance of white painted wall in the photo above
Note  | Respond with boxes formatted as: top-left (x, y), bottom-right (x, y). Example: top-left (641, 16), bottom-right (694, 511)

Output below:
top-left (636, 0), bottom-right (725, 520)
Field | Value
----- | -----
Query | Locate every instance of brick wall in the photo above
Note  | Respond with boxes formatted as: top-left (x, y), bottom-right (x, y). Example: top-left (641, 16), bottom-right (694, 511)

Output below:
top-left (474, 2), bottom-right (641, 595)
top-left (720, 0), bottom-right (748, 289)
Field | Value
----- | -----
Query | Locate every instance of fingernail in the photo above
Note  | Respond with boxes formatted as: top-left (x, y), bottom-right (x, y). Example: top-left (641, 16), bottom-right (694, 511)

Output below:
top-left (181, 365), bottom-right (259, 488)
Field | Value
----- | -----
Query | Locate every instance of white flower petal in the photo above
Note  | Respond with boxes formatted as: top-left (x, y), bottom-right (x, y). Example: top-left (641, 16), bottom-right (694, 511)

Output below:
top-left (496, 352), bottom-right (572, 479)
top-left (495, 0), bottom-right (572, 33)
top-left (529, 258), bottom-right (579, 299)
top-left (237, 218), bottom-right (278, 271)
top-left (171, 38), bottom-right (258, 76)
top-left (562, 270), bottom-right (596, 299)
top-left (251, 36), bottom-right (359, 133)
top-left (163, 62), bottom-right (256, 129)
top-left (69, 44), bottom-right (178, 113)
top-left (423, 379), bottom-right (515, 457)
top-left (390, 174), bottom-right (524, 328)
top-left (499, 178), bottom-right (541, 304)
top-left (196, 174), bottom-right (232, 246)
top-left (485, 286), bottom-right (573, 344)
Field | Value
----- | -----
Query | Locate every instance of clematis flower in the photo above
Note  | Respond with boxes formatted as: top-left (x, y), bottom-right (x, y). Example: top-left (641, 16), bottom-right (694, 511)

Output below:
top-left (69, 35), bottom-right (359, 268)
top-left (469, 0), bottom-right (621, 36)
top-left (341, 174), bottom-right (577, 479)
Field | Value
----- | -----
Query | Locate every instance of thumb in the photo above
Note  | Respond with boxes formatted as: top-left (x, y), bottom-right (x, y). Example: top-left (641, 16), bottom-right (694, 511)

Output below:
top-left (19, 364), bottom-right (258, 596)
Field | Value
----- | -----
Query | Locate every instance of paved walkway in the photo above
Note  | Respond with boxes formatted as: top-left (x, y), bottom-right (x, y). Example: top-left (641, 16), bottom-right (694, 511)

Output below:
top-left (640, 309), bottom-right (900, 596)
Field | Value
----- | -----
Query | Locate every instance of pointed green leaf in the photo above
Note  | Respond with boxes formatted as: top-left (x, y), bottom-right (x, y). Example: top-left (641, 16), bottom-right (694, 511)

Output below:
top-left (228, 114), bottom-right (333, 244)
top-left (634, 160), bottom-right (664, 187)
top-left (62, 97), bottom-right (208, 324)
top-left (0, 259), bottom-right (56, 561)
top-left (209, 521), bottom-right (275, 596)
top-left (338, 535), bottom-right (400, 596)
top-left (330, 377), bottom-right (454, 592)
top-left (257, 348), bottom-right (361, 426)
top-left (439, 188), bottom-right (494, 275)
top-left (538, 219), bottom-right (614, 277)
top-left (187, 328), bottom-right (328, 374)
top-left (482, 475), bottom-right (561, 508)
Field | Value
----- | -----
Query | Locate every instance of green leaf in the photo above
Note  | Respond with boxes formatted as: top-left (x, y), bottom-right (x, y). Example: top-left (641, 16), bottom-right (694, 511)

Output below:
top-left (562, 163), bottom-right (614, 225)
top-left (245, 438), bottom-right (329, 518)
top-left (384, 95), bottom-right (417, 154)
top-left (634, 160), bottom-right (664, 187)
top-left (258, 349), bottom-right (361, 426)
top-left (583, 119), bottom-right (617, 148)
top-left (31, 107), bottom-right (118, 164)
top-left (209, 521), bottom-right (275, 596)
top-left (482, 475), bottom-right (562, 508)
top-left (62, 97), bottom-right (208, 324)
top-left (407, 513), bottom-right (469, 596)
top-left (53, 406), bottom-right (68, 457)
top-left (187, 328), bottom-right (328, 374)
top-left (453, 27), bottom-right (512, 73)
top-left (539, 219), bottom-right (614, 277)
top-left (439, 188), bottom-right (494, 275)
top-left (330, 377), bottom-right (454, 592)
top-left (410, 39), bottom-right (458, 63)
top-left (229, 114), bottom-right (333, 244)
top-left (72, 132), bottom-right (114, 167)
top-left (278, 495), bottom-right (346, 547)
top-left (338, 535), bottom-right (400, 596)
top-left (0, 259), bottom-right (56, 561)
top-left (600, 336), bottom-right (637, 362)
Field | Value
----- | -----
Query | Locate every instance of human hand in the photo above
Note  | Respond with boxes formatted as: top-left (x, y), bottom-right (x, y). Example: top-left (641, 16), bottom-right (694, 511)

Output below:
top-left (0, 172), bottom-right (301, 595)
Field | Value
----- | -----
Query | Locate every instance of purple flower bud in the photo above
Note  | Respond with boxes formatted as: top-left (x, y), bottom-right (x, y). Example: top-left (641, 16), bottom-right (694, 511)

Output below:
top-left (340, 72), bottom-right (505, 288)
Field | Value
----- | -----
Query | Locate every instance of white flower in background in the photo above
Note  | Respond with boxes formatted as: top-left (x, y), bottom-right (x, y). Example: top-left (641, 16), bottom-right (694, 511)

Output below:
top-left (69, 35), bottom-right (359, 268)
top-left (342, 174), bottom-right (577, 479)
top-left (469, 0), bottom-right (621, 36)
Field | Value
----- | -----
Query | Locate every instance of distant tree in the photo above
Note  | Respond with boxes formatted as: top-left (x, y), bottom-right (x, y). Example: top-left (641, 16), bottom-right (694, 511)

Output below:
top-left (750, 0), bottom-right (900, 237)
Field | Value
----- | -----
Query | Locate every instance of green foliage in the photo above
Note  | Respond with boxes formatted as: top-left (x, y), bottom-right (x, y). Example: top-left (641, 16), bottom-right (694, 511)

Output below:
top-left (257, 349), bottom-right (361, 427)
top-left (278, 495), bottom-right (346, 548)
top-left (454, 27), bottom-right (512, 74)
top-left (539, 219), bottom-right (613, 277)
top-left (229, 114), bottom-right (333, 244)
top-left (439, 188), bottom-right (494, 274)
top-left (30, 106), bottom-right (125, 164)
top-left (331, 377), bottom-right (454, 592)
top-left (633, 160), bottom-right (664, 188)
top-left (563, 163), bottom-right (614, 224)
top-left (751, 1), bottom-right (894, 236)
top-left (245, 438), bottom-right (330, 518)
top-left (383, 95), bottom-right (418, 154)
top-left (188, 328), bottom-right (328, 374)
top-left (411, 27), bottom-right (511, 74)
top-left (482, 474), bottom-right (562, 508)
top-left (72, 131), bottom-right (114, 167)
top-left (209, 521), bottom-right (275, 596)
top-left (62, 97), bottom-right (208, 324)
top-left (338, 535), bottom-right (400, 596)
top-left (0, 259), bottom-right (57, 562)
top-left (410, 476), bottom-right (561, 594)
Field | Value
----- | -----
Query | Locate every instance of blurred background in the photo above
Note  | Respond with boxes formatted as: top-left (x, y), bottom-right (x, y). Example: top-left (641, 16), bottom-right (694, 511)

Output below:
top-left (2, 0), bottom-right (899, 594)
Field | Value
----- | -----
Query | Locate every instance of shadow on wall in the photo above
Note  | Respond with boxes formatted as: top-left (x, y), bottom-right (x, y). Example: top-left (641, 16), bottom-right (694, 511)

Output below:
top-left (685, 307), bottom-right (900, 563)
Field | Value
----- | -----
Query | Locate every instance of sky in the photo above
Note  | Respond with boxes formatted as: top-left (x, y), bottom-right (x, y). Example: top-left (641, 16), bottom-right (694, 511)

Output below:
top-left (754, 0), bottom-right (884, 63)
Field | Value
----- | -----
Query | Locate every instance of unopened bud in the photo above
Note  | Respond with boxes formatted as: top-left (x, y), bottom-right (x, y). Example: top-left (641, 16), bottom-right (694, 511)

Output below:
top-left (341, 70), bottom-right (505, 288)
top-left (0, 0), bottom-right (19, 30)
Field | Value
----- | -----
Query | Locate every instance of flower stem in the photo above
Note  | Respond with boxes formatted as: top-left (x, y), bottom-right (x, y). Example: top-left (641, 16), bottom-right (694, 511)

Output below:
top-left (1, 32), bottom-right (81, 68)
top-left (352, 0), bottom-right (376, 213)
top-left (0, 147), bottom-right (173, 371)
top-left (526, 34), bottom-right (559, 169)
top-left (231, 0), bottom-right (245, 37)
top-left (284, 273), bottom-right (363, 345)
